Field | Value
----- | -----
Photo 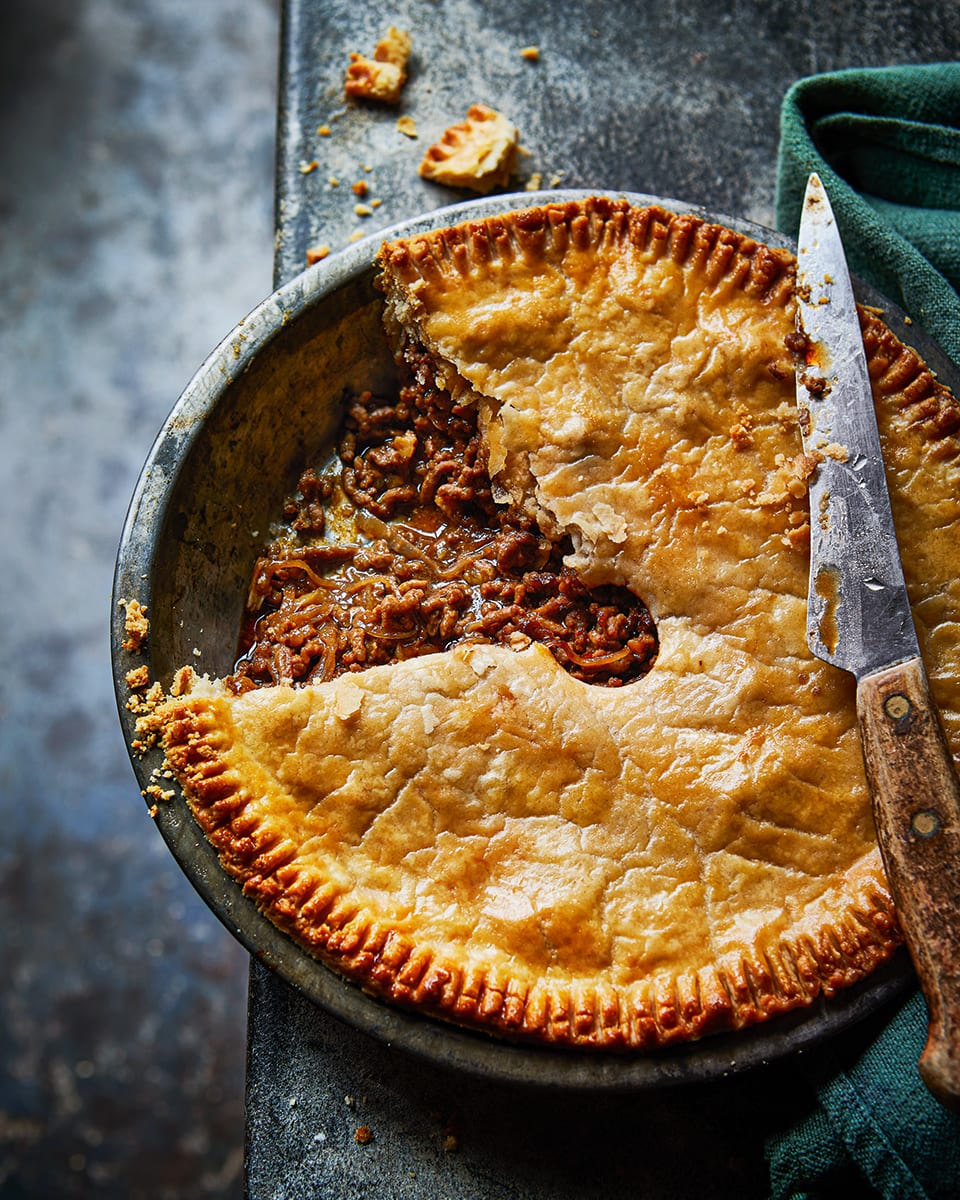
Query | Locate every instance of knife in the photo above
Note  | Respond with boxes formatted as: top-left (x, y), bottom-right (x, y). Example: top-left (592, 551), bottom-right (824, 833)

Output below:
top-left (795, 172), bottom-right (960, 1110)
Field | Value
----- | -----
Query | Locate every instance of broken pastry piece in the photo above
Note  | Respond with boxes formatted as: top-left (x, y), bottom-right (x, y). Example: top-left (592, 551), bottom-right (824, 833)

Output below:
top-left (142, 199), bottom-right (960, 1050)
top-left (419, 104), bottom-right (519, 193)
top-left (345, 25), bottom-right (412, 105)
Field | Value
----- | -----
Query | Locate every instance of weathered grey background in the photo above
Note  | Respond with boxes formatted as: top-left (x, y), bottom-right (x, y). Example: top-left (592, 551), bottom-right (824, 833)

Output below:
top-left (3, 0), bottom-right (960, 1197)
top-left (0, 1), bottom-right (278, 1196)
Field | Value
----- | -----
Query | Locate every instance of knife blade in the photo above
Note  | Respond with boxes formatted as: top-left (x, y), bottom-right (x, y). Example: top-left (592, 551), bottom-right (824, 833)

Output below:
top-left (795, 172), bottom-right (960, 1110)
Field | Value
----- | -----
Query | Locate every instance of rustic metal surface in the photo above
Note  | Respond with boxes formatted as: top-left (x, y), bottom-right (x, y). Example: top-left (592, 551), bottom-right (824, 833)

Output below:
top-left (0, 2), bottom-right (278, 1196)
top-left (241, 1), bottom-right (960, 1196)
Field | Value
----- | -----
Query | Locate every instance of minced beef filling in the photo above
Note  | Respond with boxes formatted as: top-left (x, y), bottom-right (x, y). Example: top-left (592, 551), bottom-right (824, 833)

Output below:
top-left (227, 349), bottom-right (657, 693)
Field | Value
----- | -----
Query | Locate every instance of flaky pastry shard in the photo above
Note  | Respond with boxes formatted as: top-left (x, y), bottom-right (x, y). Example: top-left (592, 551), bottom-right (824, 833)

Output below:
top-left (142, 198), bottom-right (960, 1049)
top-left (419, 104), bottom-right (520, 193)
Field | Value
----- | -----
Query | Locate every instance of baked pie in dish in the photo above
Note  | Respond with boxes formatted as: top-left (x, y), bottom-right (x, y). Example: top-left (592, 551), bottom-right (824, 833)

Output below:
top-left (137, 197), bottom-right (960, 1049)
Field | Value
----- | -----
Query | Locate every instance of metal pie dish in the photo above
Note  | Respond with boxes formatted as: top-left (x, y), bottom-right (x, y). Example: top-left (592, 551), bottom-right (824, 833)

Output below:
top-left (113, 190), bottom-right (931, 1091)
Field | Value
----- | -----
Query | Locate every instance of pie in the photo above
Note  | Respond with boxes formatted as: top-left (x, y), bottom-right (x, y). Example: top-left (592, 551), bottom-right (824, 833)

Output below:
top-left (137, 197), bottom-right (960, 1049)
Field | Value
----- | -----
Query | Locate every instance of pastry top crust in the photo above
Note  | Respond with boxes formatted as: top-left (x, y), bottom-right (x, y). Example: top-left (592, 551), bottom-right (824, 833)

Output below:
top-left (144, 198), bottom-right (960, 1049)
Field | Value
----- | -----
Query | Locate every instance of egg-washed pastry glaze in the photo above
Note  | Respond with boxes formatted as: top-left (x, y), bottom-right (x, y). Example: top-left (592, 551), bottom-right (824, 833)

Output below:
top-left (141, 198), bottom-right (960, 1048)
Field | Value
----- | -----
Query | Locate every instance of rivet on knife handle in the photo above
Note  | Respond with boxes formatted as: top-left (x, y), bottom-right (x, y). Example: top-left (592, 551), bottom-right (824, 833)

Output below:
top-left (857, 658), bottom-right (960, 1111)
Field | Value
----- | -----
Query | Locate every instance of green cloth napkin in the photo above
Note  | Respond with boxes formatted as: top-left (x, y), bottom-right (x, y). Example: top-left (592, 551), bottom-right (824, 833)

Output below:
top-left (776, 62), bottom-right (960, 366)
top-left (768, 64), bottom-right (960, 1199)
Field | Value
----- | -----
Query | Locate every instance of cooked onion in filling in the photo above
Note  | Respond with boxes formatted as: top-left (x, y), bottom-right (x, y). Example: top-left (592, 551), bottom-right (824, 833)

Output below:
top-left (227, 352), bottom-right (657, 692)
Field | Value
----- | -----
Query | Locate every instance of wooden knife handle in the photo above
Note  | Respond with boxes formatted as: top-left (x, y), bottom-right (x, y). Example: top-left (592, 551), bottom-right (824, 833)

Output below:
top-left (857, 656), bottom-right (960, 1111)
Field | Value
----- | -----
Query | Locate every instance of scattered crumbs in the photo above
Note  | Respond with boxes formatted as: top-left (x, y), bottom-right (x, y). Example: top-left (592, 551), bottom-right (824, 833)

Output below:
top-left (396, 114), bottom-right (417, 138)
top-left (317, 124), bottom-right (332, 136)
top-left (348, 230), bottom-right (364, 243)
top-left (125, 664), bottom-right (150, 690)
top-left (371, 198), bottom-right (382, 208)
top-left (354, 203), bottom-right (374, 217)
top-left (354, 1125), bottom-right (374, 1145)
top-left (119, 598), bottom-right (149, 652)
top-left (192, 646), bottom-right (202, 657)
top-left (306, 244), bottom-right (331, 265)
top-left (145, 783), bottom-right (174, 804)
top-left (352, 179), bottom-right (369, 197)
top-left (520, 45), bottom-right (540, 61)
top-left (363, 163), bottom-right (373, 172)
top-left (548, 171), bottom-right (565, 187)
top-left (329, 176), bottom-right (340, 187)
top-left (344, 1095), bottom-right (355, 1108)
top-left (148, 804), bottom-right (159, 819)
top-left (904, 314), bottom-right (913, 325)
top-left (524, 172), bottom-right (542, 191)
top-left (299, 159), bottom-right (319, 174)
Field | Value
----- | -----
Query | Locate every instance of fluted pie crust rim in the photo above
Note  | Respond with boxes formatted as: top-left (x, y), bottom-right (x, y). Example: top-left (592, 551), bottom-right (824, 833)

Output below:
top-left (139, 198), bottom-right (960, 1050)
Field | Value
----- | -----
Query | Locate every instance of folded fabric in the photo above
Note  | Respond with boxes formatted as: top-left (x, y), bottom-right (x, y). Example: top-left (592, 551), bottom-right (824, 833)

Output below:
top-left (769, 64), bottom-right (960, 1199)
top-left (776, 62), bottom-right (960, 365)
top-left (767, 990), bottom-right (960, 1199)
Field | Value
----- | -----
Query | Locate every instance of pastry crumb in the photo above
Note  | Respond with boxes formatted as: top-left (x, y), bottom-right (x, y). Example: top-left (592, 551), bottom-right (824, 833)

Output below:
top-left (520, 45), bottom-right (540, 61)
top-left (419, 104), bottom-right (520, 193)
top-left (352, 180), bottom-right (369, 197)
top-left (396, 114), bottom-right (417, 138)
top-left (120, 598), bottom-right (149, 652)
top-left (354, 1125), bottom-right (373, 1145)
top-left (306, 244), bottom-right (331, 265)
top-left (317, 124), bottom-right (332, 136)
top-left (145, 783), bottom-right (174, 803)
top-left (171, 666), bottom-right (195, 697)
top-left (354, 203), bottom-right (374, 217)
top-left (125, 664), bottom-right (150, 690)
top-left (345, 26), bottom-right (411, 105)
top-left (299, 160), bottom-right (319, 174)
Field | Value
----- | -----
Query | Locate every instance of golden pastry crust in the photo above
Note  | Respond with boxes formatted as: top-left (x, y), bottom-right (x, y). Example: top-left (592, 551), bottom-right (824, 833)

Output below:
top-left (144, 199), bottom-right (960, 1049)
top-left (419, 105), bottom-right (519, 193)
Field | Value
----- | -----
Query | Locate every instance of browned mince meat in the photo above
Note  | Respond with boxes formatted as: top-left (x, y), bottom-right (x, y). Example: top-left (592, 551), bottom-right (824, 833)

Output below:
top-left (228, 351), bottom-right (657, 692)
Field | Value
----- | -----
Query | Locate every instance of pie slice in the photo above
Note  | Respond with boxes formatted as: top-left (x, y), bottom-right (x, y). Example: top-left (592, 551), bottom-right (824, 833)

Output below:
top-left (138, 198), bottom-right (960, 1049)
